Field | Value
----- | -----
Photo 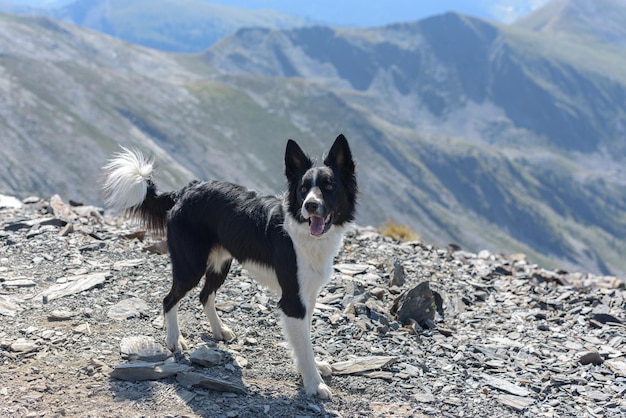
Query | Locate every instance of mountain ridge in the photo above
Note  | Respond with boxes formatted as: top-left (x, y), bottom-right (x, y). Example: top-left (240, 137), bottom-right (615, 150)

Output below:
top-left (0, 2), bottom-right (625, 277)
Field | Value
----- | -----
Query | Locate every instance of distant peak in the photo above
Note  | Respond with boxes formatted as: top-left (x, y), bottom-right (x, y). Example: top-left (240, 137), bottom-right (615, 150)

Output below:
top-left (513, 0), bottom-right (626, 47)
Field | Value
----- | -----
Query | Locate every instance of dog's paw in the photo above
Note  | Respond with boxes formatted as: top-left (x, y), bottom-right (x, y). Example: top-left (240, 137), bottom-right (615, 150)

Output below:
top-left (316, 360), bottom-right (332, 377)
top-left (214, 325), bottom-right (236, 342)
top-left (166, 334), bottom-right (188, 352)
top-left (307, 382), bottom-right (332, 400)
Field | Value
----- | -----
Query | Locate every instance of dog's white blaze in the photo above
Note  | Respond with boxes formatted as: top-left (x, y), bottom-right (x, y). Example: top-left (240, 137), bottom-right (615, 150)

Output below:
top-left (301, 173), bottom-right (323, 220)
top-left (102, 147), bottom-right (154, 210)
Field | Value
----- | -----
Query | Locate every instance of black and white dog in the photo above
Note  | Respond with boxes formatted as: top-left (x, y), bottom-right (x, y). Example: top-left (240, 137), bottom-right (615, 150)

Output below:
top-left (102, 135), bottom-right (357, 398)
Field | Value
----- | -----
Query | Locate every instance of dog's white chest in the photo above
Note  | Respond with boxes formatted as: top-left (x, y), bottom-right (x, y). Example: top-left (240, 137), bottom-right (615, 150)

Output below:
top-left (241, 261), bottom-right (282, 294)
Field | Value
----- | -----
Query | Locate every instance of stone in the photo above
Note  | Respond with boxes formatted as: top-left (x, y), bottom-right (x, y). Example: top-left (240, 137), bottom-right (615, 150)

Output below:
top-left (334, 263), bottom-right (370, 275)
top-left (605, 359), bottom-right (626, 377)
top-left (110, 360), bottom-right (191, 381)
top-left (40, 272), bottom-right (108, 302)
top-left (0, 194), bottom-right (23, 209)
top-left (176, 371), bottom-right (248, 395)
top-left (0, 295), bottom-right (20, 317)
top-left (579, 351), bottom-right (604, 365)
top-left (120, 336), bottom-right (171, 362)
top-left (73, 323), bottom-right (91, 334)
top-left (387, 257), bottom-right (405, 287)
top-left (391, 281), bottom-right (441, 327)
top-left (1, 278), bottom-right (36, 288)
top-left (10, 338), bottom-right (38, 353)
top-left (49, 194), bottom-right (74, 218)
top-left (189, 345), bottom-right (223, 367)
top-left (497, 394), bottom-right (534, 411)
top-left (482, 375), bottom-right (532, 397)
top-left (107, 297), bottom-right (149, 320)
top-left (331, 356), bottom-right (399, 375)
top-left (48, 310), bottom-right (77, 321)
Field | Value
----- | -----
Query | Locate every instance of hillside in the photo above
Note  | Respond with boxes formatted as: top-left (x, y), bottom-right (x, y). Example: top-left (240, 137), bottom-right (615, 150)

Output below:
top-left (41, 0), bottom-right (314, 52)
top-left (1, 196), bottom-right (624, 417)
top-left (513, 0), bottom-right (626, 48)
top-left (0, 0), bottom-right (625, 277)
top-left (202, 8), bottom-right (626, 276)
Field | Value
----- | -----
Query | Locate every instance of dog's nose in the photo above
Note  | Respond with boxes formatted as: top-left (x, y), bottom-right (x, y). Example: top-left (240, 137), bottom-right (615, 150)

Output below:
top-left (304, 201), bottom-right (319, 213)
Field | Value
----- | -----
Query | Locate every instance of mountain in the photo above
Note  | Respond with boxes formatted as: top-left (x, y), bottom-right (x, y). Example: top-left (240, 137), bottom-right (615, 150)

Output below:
top-left (1, 0), bottom-right (625, 277)
top-left (2, 0), bottom-right (315, 52)
top-left (202, 8), bottom-right (626, 272)
top-left (513, 0), bottom-right (626, 48)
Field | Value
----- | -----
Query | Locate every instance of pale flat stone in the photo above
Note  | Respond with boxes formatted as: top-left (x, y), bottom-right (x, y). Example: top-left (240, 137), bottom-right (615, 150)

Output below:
top-left (482, 374), bottom-right (531, 397)
top-left (189, 345), bottom-right (223, 367)
top-left (110, 361), bottom-right (190, 381)
top-left (107, 297), bottom-right (149, 320)
top-left (176, 371), bottom-right (247, 395)
top-left (120, 336), bottom-right (171, 361)
top-left (40, 272), bottom-right (108, 302)
top-left (333, 263), bottom-right (371, 275)
top-left (331, 356), bottom-right (399, 375)
top-left (0, 295), bottom-right (20, 317)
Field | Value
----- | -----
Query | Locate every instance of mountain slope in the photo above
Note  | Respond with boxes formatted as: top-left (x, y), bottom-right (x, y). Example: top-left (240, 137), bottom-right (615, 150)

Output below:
top-left (0, 6), bottom-right (625, 277)
top-left (204, 10), bottom-right (626, 275)
top-left (513, 0), bottom-right (626, 48)
top-left (45, 0), bottom-right (314, 52)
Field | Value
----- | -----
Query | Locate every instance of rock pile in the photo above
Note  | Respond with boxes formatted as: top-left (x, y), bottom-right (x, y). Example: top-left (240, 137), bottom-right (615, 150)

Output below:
top-left (1, 194), bottom-right (625, 417)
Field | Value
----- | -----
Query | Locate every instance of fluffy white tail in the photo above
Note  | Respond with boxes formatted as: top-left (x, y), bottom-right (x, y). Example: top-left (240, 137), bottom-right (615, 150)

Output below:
top-left (102, 147), bottom-right (154, 210)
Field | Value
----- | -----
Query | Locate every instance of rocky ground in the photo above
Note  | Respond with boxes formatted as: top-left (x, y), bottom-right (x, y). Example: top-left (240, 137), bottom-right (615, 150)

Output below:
top-left (1, 194), bottom-right (625, 418)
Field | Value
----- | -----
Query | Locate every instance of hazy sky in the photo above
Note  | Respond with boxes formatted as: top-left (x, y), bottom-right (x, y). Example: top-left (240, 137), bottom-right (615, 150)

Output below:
top-left (4, 0), bottom-right (552, 24)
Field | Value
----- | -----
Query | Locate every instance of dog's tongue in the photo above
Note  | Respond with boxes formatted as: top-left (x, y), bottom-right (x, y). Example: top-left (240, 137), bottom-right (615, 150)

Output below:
top-left (310, 216), bottom-right (325, 236)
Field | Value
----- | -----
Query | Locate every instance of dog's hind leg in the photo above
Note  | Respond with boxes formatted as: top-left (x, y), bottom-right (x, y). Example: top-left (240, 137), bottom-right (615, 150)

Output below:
top-left (163, 223), bottom-right (210, 352)
top-left (199, 257), bottom-right (236, 342)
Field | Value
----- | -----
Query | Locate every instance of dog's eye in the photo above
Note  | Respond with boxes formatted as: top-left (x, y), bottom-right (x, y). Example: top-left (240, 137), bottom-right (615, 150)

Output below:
top-left (324, 183), bottom-right (334, 191)
top-left (300, 185), bottom-right (309, 194)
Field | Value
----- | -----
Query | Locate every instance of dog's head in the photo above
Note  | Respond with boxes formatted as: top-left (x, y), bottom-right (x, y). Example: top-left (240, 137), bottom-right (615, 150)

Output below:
top-left (284, 134), bottom-right (358, 237)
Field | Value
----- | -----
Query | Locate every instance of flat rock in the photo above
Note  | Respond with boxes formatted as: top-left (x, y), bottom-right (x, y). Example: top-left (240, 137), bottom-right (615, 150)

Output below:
top-left (10, 338), bottom-right (38, 353)
top-left (40, 272), bottom-right (108, 302)
top-left (0, 194), bottom-right (23, 209)
top-left (107, 297), bottom-right (149, 320)
top-left (334, 263), bottom-right (370, 275)
top-left (496, 394), bottom-right (534, 411)
top-left (110, 360), bottom-right (191, 381)
top-left (605, 359), bottom-right (626, 377)
top-left (112, 259), bottom-right (144, 270)
top-left (190, 345), bottom-right (223, 367)
top-left (120, 335), bottom-right (171, 361)
top-left (1, 278), bottom-right (36, 288)
top-left (176, 371), bottom-right (247, 395)
top-left (331, 356), bottom-right (399, 375)
top-left (48, 309), bottom-right (77, 321)
top-left (0, 295), bottom-right (20, 317)
top-left (482, 374), bottom-right (532, 397)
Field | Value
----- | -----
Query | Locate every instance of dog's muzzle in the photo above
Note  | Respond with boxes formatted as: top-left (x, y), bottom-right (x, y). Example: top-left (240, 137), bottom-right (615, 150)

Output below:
top-left (302, 200), bottom-right (332, 236)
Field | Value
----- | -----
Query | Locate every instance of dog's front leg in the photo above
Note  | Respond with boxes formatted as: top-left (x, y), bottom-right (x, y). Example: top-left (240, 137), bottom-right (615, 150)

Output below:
top-left (282, 314), bottom-right (332, 399)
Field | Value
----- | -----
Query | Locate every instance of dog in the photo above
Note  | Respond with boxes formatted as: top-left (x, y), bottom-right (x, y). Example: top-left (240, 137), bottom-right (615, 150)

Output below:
top-left (102, 135), bottom-right (357, 398)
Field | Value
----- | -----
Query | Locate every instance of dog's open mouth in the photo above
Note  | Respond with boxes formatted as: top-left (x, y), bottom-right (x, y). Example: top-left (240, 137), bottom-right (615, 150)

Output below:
top-left (309, 213), bottom-right (332, 236)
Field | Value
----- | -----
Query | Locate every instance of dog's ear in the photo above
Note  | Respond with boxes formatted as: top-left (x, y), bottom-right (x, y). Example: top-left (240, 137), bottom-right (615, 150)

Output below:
top-left (285, 139), bottom-right (313, 179)
top-left (324, 134), bottom-right (355, 174)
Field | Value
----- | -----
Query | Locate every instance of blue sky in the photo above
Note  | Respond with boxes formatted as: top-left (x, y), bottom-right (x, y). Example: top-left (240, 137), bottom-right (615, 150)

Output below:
top-left (4, 0), bottom-right (551, 24)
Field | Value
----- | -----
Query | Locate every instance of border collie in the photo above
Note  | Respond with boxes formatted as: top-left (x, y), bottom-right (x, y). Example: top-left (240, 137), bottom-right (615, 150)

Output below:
top-left (102, 135), bottom-right (357, 399)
